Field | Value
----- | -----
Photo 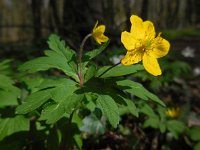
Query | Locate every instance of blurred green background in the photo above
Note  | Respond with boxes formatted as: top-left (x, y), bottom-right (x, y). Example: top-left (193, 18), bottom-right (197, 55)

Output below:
top-left (0, 0), bottom-right (200, 150)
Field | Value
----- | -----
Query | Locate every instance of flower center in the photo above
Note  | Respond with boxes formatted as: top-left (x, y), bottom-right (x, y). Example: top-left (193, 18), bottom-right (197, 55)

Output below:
top-left (135, 38), bottom-right (152, 53)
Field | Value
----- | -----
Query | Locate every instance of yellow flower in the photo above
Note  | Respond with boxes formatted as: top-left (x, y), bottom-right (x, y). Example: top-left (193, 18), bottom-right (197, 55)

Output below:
top-left (165, 107), bottom-right (180, 118)
top-left (121, 15), bottom-right (170, 76)
top-left (92, 21), bottom-right (109, 44)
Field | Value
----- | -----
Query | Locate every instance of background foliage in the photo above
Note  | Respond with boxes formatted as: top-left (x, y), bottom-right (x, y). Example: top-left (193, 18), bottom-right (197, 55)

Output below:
top-left (0, 0), bottom-right (200, 150)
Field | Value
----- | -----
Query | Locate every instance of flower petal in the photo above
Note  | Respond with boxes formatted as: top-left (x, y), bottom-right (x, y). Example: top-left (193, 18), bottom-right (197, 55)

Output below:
top-left (92, 23), bottom-right (108, 44)
top-left (93, 25), bottom-right (105, 34)
top-left (143, 53), bottom-right (161, 76)
top-left (143, 21), bottom-right (155, 39)
top-left (121, 51), bottom-right (142, 65)
top-left (130, 15), bottom-right (145, 39)
top-left (95, 34), bottom-right (109, 44)
top-left (150, 35), bottom-right (170, 58)
top-left (121, 31), bottom-right (138, 50)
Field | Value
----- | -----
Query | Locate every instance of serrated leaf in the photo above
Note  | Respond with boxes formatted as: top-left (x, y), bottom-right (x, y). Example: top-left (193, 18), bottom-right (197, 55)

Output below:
top-left (124, 99), bottom-right (138, 117)
top-left (116, 79), bottom-right (165, 106)
top-left (140, 103), bottom-right (157, 117)
top-left (97, 95), bottom-right (119, 128)
top-left (40, 79), bottom-right (78, 102)
top-left (47, 34), bottom-right (76, 61)
top-left (19, 55), bottom-right (78, 82)
top-left (84, 40), bottom-right (110, 61)
top-left (96, 64), bottom-right (143, 78)
top-left (16, 89), bottom-right (52, 114)
top-left (84, 64), bottom-right (97, 83)
top-left (0, 73), bottom-right (21, 107)
top-left (119, 98), bottom-right (138, 117)
top-left (22, 77), bottom-right (44, 93)
top-left (39, 103), bottom-right (66, 124)
top-left (19, 34), bottom-right (79, 82)
top-left (40, 93), bottom-right (84, 124)
top-left (0, 90), bottom-right (19, 107)
top-left (16, 78), bottom-right (78, 115)
top-left (0, 115), bottom-right (29, 141)
top-left (64, 94), bottom-right (84, 114)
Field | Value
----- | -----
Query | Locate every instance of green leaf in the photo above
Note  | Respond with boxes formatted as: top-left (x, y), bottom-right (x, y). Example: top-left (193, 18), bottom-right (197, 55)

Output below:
top-left (159, 122), bottom-right (167, 133)
top-left (0, 115), bottom-right (29, 141)
top-left (97, 95), bottom-right (119, 128)
top-left (72, 112), bottom-right (83, 150)
top-left (0, 89), bottom-right (19, 107)
top-left (166, 120), bottom-right (185, 139)
top-left (16, 89), bottom-right (52, 114)
top-left (64, 94), bottom-right (84, 115)
top-left (116, 79), bottom-right (165, 106)
top-left (194, 142), bottom-right (200, 150)
top-left (47, 79), bottom-right (78, 102)
top-left (84, 93), bottom-right (96, 111)
top-left (39, 103), bottom-right (66, 124)
top-left (84, 64), bottom-right (97, 83)
top-left (19, 54), bottom-right (78, 82)
top-left (73, 134), bottom-right (82, 150)
top-left (0, 59), bottom-right (12, 75)
top-left (96, 64), bottom-right (143, 78)
top-left (188, 126), bottom-right (200, 141)
top-left (47, 34), bottom-right (76, 61)
top-left (119, 98), bottom-right (138, 117)
top-left (37, 78), bottom-right (75, 90)
top-left (0, 74), bottom-right (14, 89)
top-left (19, 34), bottom-right (79, 82)
top-left (140, 103), bottom-right (157, 117)
top-left (16, 78), bottom-right (78, 115)
top-left (39, 93), bottom-right (84, 124)
top-left (0, 74), bottom-right (21, 107)
top-left (84, 40), bottom-right (110, 61)
top-left (143, 117), bottom-right (159, 128)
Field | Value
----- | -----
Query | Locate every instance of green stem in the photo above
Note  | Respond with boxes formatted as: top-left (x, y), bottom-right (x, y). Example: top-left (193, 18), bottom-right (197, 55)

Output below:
top-left (98, 62), bottom-right (121, 78)
top-left (78, 33), bottom-right (92, 87)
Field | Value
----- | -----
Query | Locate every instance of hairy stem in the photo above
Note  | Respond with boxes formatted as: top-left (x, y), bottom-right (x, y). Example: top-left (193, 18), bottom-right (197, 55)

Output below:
top-left (78, 33), bottom-right (92, 87)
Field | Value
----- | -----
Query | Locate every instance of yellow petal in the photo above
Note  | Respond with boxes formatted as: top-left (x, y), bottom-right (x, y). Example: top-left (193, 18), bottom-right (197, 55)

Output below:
top-left (121, 51), bottom-right (142, 65)
top-left (95, 34), bottom-right (109, 44)
top-left (121, 31), bottom-right (138, 51)
top-left (92, 22), bottom-right (108, 44)
top-left (150, 35), bottom-right (170, 58)
top-left (130, 15), bottom-right (145, 39)
top-left (93, 25), bottom-right (105, 34)
top-left (143, 21), bottom-right (155, 39)
top-left (143, 53), bottom-right (161, 76)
